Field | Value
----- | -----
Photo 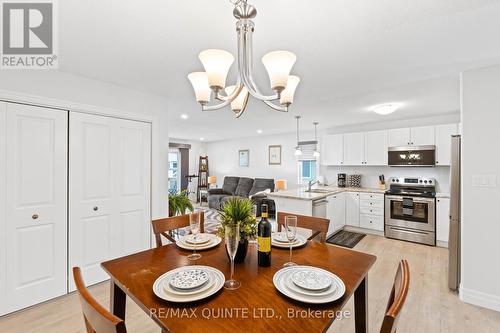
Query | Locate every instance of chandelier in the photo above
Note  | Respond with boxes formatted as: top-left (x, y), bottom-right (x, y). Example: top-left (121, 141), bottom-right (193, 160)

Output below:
top-left (187, 0), bottom-right (300, 118)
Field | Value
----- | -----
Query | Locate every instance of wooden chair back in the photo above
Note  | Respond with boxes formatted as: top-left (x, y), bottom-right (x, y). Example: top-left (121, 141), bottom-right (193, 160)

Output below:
top-left (73, 267), bottom-right (127, 333)
top-left (152, 211), bottom-right (205, 247)
top-left (276, 212), bottom-right (330, 243)
top-left (380, 260), bottom-right (410, 333)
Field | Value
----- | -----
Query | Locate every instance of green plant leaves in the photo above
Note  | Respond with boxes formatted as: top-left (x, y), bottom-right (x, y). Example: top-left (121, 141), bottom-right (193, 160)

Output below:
top-left (217, 197), bottom-right (257, 240)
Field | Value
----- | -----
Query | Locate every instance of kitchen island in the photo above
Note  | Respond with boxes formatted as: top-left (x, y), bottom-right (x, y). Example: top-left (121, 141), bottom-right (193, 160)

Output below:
top-left (267, 186), bottom-right (386, 237)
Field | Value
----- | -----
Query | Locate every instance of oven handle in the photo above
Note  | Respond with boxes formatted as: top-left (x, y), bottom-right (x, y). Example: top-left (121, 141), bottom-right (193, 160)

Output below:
top-left (385, 195), bottom-right (435, 204)
top-left (387, 226), bottom-right (430, 235)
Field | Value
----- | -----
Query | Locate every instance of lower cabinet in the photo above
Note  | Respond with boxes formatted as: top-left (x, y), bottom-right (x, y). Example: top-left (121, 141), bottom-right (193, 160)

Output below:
top-left (359, 214), bottom-right (384, 231)
top-left (345, 192), bottom-right (360, 227)
top-left (326, 193), bottom-right (346, 236)
top-left (358, 193), bottom-right (385, 232)
top-left (436, 198), bottom-right (450, 245)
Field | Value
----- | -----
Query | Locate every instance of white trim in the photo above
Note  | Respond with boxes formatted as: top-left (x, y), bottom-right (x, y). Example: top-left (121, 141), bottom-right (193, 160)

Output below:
top-left (0, 89), bottom-right (154, 123)
top-left (436, 240), bottom-right (448, 248)
top-left (460, 285), bottom-right (500, 312)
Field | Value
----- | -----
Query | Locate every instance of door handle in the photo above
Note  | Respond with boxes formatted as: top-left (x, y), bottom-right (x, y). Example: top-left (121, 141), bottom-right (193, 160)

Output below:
top-left (32, 214), bottom-right (39, 220)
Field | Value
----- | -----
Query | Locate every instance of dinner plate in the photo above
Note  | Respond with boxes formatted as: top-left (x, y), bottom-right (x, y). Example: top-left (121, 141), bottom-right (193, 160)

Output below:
top-left (271, 234), bottom-right (307, 248)
top-left (163, 271), bottom-right (216, 296)
top-left (168, 268), bottom-right (210, 290)
top-left (273, 266), bottom-right (345, 304)
top-left (284, 271), bottom-right (337, 297)
top-left (272, 232), bottom-right (294, 243)
top-left (183, 233), bottom-right (211, 245)
top-left (176, 234), bottom-right (222, 251)
top-left (153, 266), bottom-right (225, 303)
top-left (290, 267), bottom-right (332, 291)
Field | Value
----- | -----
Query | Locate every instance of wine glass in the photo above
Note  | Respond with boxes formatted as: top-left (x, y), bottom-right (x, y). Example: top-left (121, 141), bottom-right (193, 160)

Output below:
top-left (283, 215), bottom-right (297, 267)
top-left (224, 224), bottom-right (241, 290)
top-left (187, 213), bottom-right (202, 261)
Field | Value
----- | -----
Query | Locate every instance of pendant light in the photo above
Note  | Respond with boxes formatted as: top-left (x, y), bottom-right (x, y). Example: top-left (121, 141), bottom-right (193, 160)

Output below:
top-left (313, 122), bottom-right (320, 158)
top-left (294, 116), bottom-right (302, 156)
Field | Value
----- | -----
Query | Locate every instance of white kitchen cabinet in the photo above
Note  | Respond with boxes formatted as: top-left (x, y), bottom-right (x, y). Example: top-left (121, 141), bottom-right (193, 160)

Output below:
top-left (69, 113), bottom-right (151, 290)
top-left (364, 130), bottom-right (388, 165)
top-left (343, 132), bottom-right (364, 165)
top-left (436, 198), bottom-right (450, 245)
top-left (326, 192), bottom-right (346, 236)
top-left (322, 134), bottom-right (343, 165)
top-left (388, 128), bottom-right (411, 147)
top-left (359, 214), bottom-right (384, 231)
top-left (2, 103), bottom-right (68, 315)
top-left (359, 193), bottom-right (385, 232)
top-left (435, 124), bottom-right (458, 166)
top-left (345, 192), bottom-right (360, 227)
top-left (410, 126), bottom-right (435, 146)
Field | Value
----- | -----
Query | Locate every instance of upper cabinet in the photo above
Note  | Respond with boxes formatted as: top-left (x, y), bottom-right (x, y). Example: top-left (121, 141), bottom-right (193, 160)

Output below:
top-left (388, 128), bottom-right (411, 147)
top-left (322, 134), bottom-right (344, 165)
top-left (410, 126), bottom-right (435, 146)
top-left (435, 124), bottom-right (459, 166)
top-left (343, 132), bottom-right (364, 165)
top-left (322, 124), bottom-right (456, 166)
top-left (364, 130), bottom-right (388, 165)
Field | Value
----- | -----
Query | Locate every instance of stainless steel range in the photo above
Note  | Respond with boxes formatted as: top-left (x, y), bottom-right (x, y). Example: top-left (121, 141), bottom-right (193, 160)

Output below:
top-left (385, 177), bottom-right (436, 246)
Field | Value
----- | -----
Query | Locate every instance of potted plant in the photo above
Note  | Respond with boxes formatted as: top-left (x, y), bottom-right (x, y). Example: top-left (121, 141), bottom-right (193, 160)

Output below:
top-left (168, 190), bottom-right (194, 216)
top-left (218, 197), bottom-right (257, 263)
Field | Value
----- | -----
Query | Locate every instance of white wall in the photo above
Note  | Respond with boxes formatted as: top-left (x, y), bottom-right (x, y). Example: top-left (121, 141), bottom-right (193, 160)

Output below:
top-left (0, 70), bottom-right (170, 218)
top-left (460, 64), bottom-right (500, 311)
top-left (170, 138), bottom-right (207, 200)
top-left (205, 132), bottom-right (301, 189)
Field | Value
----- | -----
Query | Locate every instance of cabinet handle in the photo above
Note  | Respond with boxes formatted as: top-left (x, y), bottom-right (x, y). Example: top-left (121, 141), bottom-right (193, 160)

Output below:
top-left (93, 206), bottom-right (99, 211)
top-left (436, 161), bottom-right (439, 164)
top-left (32, 214), bottom-right (39, 220)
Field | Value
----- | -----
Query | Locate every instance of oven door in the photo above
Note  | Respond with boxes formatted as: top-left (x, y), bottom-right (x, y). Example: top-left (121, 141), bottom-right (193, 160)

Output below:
top-left (385, 195), bottom-right (435, 232)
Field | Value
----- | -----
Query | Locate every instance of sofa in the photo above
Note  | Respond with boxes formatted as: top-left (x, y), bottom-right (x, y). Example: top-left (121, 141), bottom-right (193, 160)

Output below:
top-left (208, 176), bottom-right (276, 216)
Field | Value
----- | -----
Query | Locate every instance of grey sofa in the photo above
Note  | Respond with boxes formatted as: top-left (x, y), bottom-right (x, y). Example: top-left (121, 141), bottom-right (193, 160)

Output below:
top-left (208, 176), bottom-right (276, 216)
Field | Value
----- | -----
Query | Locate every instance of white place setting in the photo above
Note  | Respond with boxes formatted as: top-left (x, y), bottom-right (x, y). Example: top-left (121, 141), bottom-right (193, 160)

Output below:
top-left (271, 232), bottom-right (307, 248)
top-left (273, 265), bottom-right (346, 304)
top-left (152, 265), bottom-right (225, 303)
top-left (176, 233), bottom-right (222, 251)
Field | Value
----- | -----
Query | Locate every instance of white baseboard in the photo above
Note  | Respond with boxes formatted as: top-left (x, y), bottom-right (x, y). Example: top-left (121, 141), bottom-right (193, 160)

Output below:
top-left (460, 285), bottom-right (500, 312)
top-left (436, 240), bottom-right (448, 248)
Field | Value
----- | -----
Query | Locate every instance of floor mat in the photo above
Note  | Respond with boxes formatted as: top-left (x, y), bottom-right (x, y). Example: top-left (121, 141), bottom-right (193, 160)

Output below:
top-left (327, 230), bottom-right (366, 248)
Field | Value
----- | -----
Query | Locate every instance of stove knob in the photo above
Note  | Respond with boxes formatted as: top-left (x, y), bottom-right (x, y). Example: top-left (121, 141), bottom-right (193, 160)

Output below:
top-left (429, 180), bottom-right (433, 184)
top-left (424, 180), bottom-right (428, 183)
top-left (396, 179), bottom-right (400, 182)
top-left (419, 180), bottom-right (423, 183)
top-left (392, 179), bottom-right (395, 182)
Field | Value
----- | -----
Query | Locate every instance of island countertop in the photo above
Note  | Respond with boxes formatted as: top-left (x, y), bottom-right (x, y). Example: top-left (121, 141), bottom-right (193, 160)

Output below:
top-left (266, 186), bottom-right (386, 201)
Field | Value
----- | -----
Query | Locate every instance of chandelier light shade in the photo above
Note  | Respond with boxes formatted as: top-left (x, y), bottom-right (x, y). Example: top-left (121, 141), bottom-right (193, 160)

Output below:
top-left (280, 75), bottom-right (301, 106)
top-left (187, 72), bottom-right (211, 105)
top-left (225, 85), bottom-right (249, 113)
top-left (261, 51), bottom-right (297, 92)
top-left (187, 0), bottom-right (300, 118)
top-left (199, 49), bottom-right (235, 90)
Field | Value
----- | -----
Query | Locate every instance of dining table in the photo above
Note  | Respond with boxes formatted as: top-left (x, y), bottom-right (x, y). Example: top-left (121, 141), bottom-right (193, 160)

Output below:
top-left (101, 240), bottom-right (376, 333)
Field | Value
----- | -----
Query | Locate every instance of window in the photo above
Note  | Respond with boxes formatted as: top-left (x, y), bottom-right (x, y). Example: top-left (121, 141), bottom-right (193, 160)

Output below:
top-left (299, 160), bottom-right (317, 184)
top-left (168, 151), bottom-right (180, 194)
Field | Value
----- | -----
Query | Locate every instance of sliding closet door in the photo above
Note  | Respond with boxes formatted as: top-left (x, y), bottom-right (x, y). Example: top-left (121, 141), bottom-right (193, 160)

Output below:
top-left (3, 103), bottom-right (68, 315)
top-left (69, 113), bottom-right (151, 289)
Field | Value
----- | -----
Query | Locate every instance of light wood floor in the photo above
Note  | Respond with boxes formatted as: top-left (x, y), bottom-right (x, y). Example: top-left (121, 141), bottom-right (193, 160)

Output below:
top-left (1, 235), bottom-right (500, 333)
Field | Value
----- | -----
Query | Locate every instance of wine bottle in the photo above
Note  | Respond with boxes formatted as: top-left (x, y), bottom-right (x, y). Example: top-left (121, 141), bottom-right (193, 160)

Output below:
top-left (258, 203), bottom-right (272, 267)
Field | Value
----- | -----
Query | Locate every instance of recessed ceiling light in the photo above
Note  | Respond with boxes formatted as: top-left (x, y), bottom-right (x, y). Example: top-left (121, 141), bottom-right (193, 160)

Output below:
top-left (372, 103), bottom-right (400, 115)
top-left (180, 114), bottom-right (189, 119)
top-left (200, 137), bottom-right (205, 141)
top-left (256, 129), bottom-right (263, 134)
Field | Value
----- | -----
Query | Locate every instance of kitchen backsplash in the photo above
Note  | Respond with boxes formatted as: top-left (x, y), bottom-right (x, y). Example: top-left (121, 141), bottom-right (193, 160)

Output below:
top-left (321, 165), bottom-right (451, 194)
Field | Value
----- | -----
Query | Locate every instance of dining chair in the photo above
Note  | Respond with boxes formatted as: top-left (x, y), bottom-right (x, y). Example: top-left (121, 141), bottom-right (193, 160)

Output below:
top-left (380, 259), bottom-right (410, 333)
top-left (152, 211), bottom-right (205, 247)
top-left (276, 212), bottom-right (330, 243)
top-left (73, 267), bottom-right (127, 333)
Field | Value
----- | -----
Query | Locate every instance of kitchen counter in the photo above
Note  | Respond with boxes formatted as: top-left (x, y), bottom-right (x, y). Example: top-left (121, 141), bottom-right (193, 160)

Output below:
top-left (267, 186), bottom-right (386, 201)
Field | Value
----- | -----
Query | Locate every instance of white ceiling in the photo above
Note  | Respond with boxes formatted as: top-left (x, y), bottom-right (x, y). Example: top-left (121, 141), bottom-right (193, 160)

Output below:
top-left (58, 0), bottom-right (500, 141)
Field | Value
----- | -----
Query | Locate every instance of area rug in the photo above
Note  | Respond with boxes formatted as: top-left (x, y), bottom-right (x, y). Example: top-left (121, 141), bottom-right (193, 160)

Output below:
top-left (327, 230), bottom-right (366, 249)
top-left (195, 207), bottom-right (221, 234)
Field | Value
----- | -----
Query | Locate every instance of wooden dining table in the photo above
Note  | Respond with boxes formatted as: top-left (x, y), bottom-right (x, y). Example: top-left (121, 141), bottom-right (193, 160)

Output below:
top-left (101, 240), bottom-right (376, 333)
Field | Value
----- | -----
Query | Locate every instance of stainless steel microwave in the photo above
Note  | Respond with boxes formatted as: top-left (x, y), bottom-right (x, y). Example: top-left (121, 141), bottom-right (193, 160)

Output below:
top-left (388, 145), bottom-right (436, 166)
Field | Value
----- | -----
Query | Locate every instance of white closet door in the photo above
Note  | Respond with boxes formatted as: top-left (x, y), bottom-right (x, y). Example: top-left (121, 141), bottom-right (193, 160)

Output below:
top-left (0, 103), bottom-right (6, 315)
top-left (69, 113), bottom-right (115, 288)
top-left (114, 119), bottom-right (151, 258)
top-left (69, 113), bottom-right (151, 289)
top-left (4, 103), bottom-right (68, 315)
